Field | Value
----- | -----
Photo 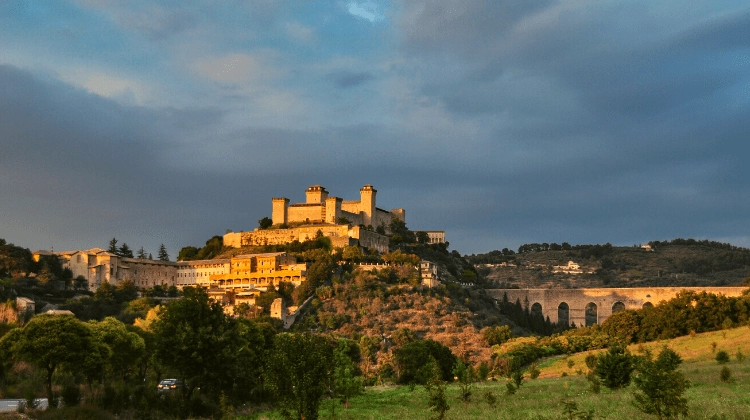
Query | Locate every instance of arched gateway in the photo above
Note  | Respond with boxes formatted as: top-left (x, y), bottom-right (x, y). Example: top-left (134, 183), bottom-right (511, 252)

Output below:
top-left (487, 287), bottom-right (746, 327)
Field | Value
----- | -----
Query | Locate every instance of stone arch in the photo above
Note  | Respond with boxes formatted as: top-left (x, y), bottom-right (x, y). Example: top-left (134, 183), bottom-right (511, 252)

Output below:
top-left (642, 302), bottom-right (654, 309)
top-left (612, 301), bottom-right (625, 314)
top-left (558, 302), bottom-right (569, 326)
top-left (531, 302), bottom-right (543, 318)
top-left (585, 302), bottom-right (598, 326)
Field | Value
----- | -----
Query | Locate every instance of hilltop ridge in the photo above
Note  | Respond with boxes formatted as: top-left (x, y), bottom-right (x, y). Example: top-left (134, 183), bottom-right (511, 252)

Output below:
top-left (468, 239), bottom-right (750, 289)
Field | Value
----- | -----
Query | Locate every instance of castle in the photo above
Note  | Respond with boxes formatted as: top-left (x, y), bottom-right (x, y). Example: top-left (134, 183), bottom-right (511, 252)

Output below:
top-left (223, 184), bottom-right (409, 253)
top-left (32, 184), bottom-right (444, 294)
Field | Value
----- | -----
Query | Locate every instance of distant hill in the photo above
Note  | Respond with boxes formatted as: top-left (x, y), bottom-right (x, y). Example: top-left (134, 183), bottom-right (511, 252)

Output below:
top-left (467, 239), bottom-right (750, 289)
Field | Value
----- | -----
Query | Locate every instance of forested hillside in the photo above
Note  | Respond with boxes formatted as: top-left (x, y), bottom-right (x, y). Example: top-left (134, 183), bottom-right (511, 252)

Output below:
top-left (468, 239), bottom-right (750, 289)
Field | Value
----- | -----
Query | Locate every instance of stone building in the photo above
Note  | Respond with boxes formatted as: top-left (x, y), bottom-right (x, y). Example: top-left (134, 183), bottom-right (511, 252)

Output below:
top-left (208, 252), bottom-right (307, 290)
top-left (34, 248), bottom-right (179, 291)
top-left (273, 184), bottom-right (405, 228)
top-left (31, 249), bottom-right (305, 293)
top-left (224, 184), bottom-right (404, 253)
top-left (420, 261), bottom-right (439, 287)
top-left (416, 230), bottom-right (446, 244)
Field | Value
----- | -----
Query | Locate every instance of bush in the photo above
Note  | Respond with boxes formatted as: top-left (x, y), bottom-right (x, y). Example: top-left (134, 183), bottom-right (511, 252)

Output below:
top-left (633, 347), bottom-right (690, 419)
top-left (736, 348), bottom-right (745, 362)
top-left (528, 363), bottom-right (540, 379)
top-left (586, 372), bottom-right (601, 394)
top-left (720, 366), bottom-right (732, 383)
top-left (595, 345), bottom-right (634, 389)
top-left (483, 390), bottom-right (497, 407)
top-left (425, 380), bottom-right (449, 420)
top-left (584, 353), bottom-right (598, 372)
top-left (716, 350), bottom-right (730, 364)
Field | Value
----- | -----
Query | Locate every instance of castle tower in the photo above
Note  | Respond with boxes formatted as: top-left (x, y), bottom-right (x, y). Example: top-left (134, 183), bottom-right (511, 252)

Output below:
top-left (271, 298), bottom-right (286, 322)
top-left (305, 185), bottom-right (329, 204)
top-left (359, 184), bottom-right (376, 226)
top-left (325, 196), bottom-right (343, 224)
top-left (272, 198), bottom-right (289, 226)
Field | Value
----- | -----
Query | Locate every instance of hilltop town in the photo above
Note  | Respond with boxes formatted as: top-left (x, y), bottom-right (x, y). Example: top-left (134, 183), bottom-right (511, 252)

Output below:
top-left (2, 185), bottom-right (750, 419)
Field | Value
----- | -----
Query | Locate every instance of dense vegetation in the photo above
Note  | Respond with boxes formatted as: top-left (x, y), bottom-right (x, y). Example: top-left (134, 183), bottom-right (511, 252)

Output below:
top-left (469, 238), bottom-right (750, 288)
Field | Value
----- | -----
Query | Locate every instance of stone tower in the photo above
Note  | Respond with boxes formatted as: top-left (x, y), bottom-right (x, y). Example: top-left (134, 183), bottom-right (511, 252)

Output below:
top-left (272, 197), bottom-right (289, 226)
top-left (305, 185), bottom-right (329, 204)
top-left (359, 184), bottom-right (376, 226)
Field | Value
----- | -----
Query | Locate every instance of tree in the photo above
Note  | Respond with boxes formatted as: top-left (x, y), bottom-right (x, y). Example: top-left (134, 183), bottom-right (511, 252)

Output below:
top-left (118, 243), bottom-right (134, 258)
top-left (265, 333), bottom-right (335, 420)
top-left (333, 339), bottom-right (363, 408)
top-left (177, 246), bottom-right (199, 261)
top-left (342, 245), bottom-right (364, 262)
top-left (482, 325), bottom-right (513, 346)
top-left (394, 340), bottom-right (456, 384)
top-left (151, 287), bottom-right (241, 401)
top-left (136, 247), bottom-right (147, 259)
top-left (452, 360), bottom-right (475, 402)
top-left (426, 378), bottom-right (450, 420)
top-left (108, 238), bottom-right (118, 255)
top-left (88, 317), bottom-right (145, 381)
top-left (258, 216), bottom-right (273, 229)
top-left (358, 335), bottom-right (380, 378)
top-left (595, 345), bottom-right (635, 389)
top-left (392, 327), bottom-right (416, 347)
top-left (157, 244), bottom-right (169, 261)
top-left (416, 231), bottom-right (430, 244)
top-left (1, 315), bottom-right (102, 403)
top-left (633, 347), bottom-right (690, 419)
top-left (74, 275), bottom-right (88, 290)
top-left (600, 310), bottom-right (641, 344)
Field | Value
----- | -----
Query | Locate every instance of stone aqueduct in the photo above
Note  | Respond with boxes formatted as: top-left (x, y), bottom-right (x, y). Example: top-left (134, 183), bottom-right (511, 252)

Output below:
top-left (486, 287), bottom-right (747, 327)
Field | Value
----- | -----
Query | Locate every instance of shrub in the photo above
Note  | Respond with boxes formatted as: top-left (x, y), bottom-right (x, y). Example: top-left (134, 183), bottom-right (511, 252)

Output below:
top-left (586, 372), bottom-right (601, 394)
top-left (720, 366), bottom-right (732, 383)
top-left (715, 350), bottom-right (730, 364)
top-left (482, 325), bottom-right (513, 346)
top-left (425, 380), bottom-right (449, 420)
top-left (595, 345), bottom-right (634, 389)
top-left (736, 348), bottom-right (745, 362)
top-left (476, 361), bottom-right (490, 381)
top-left (484, 390), bottom-right (497, 407)
top-left (528, 363), bottom-right (540, 379)
top-left (633, 347), bottom-right (690, 419)
top-left (451, 360), bottom-right (474, 403)
top-left (584, 353), bottom-right (598, 372)
top-left (711, 342), bottom-right (717, 353)
top-left (567, 359), bottom-right (575, 369)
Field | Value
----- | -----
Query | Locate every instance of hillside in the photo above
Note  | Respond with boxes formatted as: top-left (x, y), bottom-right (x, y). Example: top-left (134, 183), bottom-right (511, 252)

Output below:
top-left (468, 239), bottom-right (750, 289)
top-left (252, 326), bottom-right (750, 420)
top-left (291, 258), bottom-right (511, 368)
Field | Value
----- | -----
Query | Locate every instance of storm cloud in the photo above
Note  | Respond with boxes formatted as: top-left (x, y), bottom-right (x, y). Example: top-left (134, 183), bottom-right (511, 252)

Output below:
top-left (1, 1), bottom-right (749, 255)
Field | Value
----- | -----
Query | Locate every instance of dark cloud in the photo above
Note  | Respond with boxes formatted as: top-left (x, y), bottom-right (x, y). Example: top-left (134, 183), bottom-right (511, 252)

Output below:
top-left (325, 71), bottom-right (375, 88)
top-left (2, 1), bottom-right (750, 256)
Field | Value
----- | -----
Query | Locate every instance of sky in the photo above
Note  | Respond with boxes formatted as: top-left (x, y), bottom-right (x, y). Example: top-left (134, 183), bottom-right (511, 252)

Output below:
top-left (1, 0), bottom-right (749, 257)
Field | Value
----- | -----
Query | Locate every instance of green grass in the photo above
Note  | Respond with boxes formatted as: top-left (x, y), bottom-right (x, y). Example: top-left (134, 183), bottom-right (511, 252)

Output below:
top-left (239, 327), bottom-right (750, 419)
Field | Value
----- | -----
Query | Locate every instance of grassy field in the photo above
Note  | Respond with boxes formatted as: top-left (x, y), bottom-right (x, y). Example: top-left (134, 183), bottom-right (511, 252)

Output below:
top-left (240, 327), bottom-right (750, 419)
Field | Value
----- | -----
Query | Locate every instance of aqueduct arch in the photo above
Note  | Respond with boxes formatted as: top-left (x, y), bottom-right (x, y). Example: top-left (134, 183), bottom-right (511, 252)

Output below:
top-left (488, 287), bottom-right (746, 327)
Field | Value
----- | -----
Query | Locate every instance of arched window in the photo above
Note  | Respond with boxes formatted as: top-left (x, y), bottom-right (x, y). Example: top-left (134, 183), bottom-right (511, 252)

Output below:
top-left (558, 302), bottom-right (570, 326)
top-left (585, 302), bottom-right (598, 326)
top-left (612, 301), bottom-right (625, 313)
top-left (642, 302), bottom-right (654, 309)
top-left (531, 302), bottom-right (543, 318)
